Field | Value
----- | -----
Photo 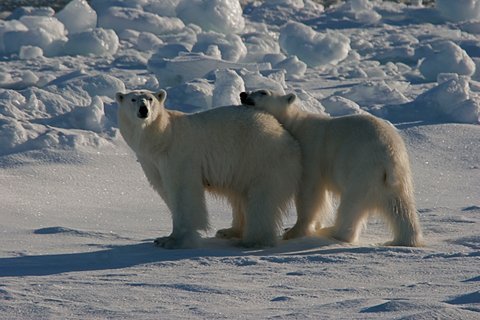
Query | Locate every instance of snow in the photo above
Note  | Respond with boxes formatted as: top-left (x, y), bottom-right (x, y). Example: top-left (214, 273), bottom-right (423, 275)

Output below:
top-left (418, 41), bottom-right (476, 82)
top-left (321, 95), bottom-right (363, 116)
top-left (63, 28), bottom-right (119, 56)
top-left (274, 55), bottom-right (307, 80)
top-left (135, 32), bottom-right (163, 52)
top-left (191, 32), bottom-right (247, 62)
top-left (337, 0), bottom-right (382, 24)
top-left (98, 6), bottom-right (185, 36)
top-left (279, 21), bottom-right (351, 67)
top-left (55, 0), bottom-right (97, 35)
top-left (212, 69), bottom-right (245, 107)
top-left (176, 0), bottom-right (245, 34)
top-left (436, 0), bottom-right (480, 22)
top-left (0, 0), bottom-right (479, 319)
top-left (19, 45), bottom-right (43, 60)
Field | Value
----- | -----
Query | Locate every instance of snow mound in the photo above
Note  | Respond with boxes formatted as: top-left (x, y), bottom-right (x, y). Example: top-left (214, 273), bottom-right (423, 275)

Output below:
top-left (44, 96), bottom-right (106, 133)
top-left (167, 79), bottom-right (214, 112)
top-left (212, 69), bottom-right (245, 107)
top-left (337, 81), bottom-right (409, 107)
top-left (64, 28), bottom-right (119, 56)
top-left (419, 41), bottom-right (476, 82)
top-left (0, 20), bottom-right (28, 54)
top-left (144, 0), bottom-right (181, 18)
top-left (242, 26), bottom-right (281, 62)
top-left (414, 77), bottom-right (480, 123)
top-left (3, 16), bottom-right (67, 56)
top-left (192, 32), bottom-right (247, 62)
top-left (274, 56), bottom-right (307, 80)
top-left (321, 95), bottom-right (364, 117)
top-left (239, 69), bottom-right (286, 93)
top-left (0, 70), bottom-right (40, 90)
top-left (0, 87), bottom-right (113, 155)
top-left (378, 76), bottom-right (480, 124)
top-left (19, 46), bottom-right (43, 60)
top-left (176, 0), bottom-right (245, 34)
top-left (436, 0), bottom-right (480, 22)
top-left (147, 53), bottom-right (270, 87)
top-left (295, 89), bottom-right (326, 114)
top-left (337, 0), bottom-right (382, 24)
top-left (136, 32), bottom-right (163, 52)
top-left (55, 0), bottom-right (97, 35)
top-left (244, 0), bottom-right (324, 27)
top-left (98, 6), bottom-right (185, 36)
top-left (50, 73), bottom-right (125, 102)
top-left (279, 22), bottom-right (350, 67)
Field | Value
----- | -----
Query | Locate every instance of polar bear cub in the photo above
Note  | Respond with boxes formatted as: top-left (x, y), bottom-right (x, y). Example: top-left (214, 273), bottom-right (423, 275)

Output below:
top-left (115, 89), bottom-right (301, 249)
top-left (240, 89), bottom-right (423, 247)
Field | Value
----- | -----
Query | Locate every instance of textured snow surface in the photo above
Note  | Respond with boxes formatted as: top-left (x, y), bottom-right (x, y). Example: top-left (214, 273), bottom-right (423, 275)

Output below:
top-left (0, 0), bottom-right (479, 318)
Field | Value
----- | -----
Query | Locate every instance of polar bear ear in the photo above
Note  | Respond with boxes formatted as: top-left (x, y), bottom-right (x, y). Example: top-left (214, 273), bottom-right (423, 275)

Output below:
top-left (115, 92), bottom-right (124, 103)
top-left (155, 90), bottom-right (167, 104)
top-left (285, 93), bottom-right (296, 105)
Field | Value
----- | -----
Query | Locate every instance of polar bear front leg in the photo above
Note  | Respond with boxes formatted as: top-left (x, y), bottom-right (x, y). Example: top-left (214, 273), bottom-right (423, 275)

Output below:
top-left (154, 170), bottom-right (209, 249)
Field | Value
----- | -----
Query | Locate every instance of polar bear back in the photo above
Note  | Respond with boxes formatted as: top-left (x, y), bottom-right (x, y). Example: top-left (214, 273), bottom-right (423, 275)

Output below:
top-left (168, 106), bottom-right (300, 191)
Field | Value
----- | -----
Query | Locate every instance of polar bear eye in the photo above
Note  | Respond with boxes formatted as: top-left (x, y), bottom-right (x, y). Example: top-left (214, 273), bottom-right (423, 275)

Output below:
top-left (259, 90), bottom-right (268, 96)
top-left (147, 97), bottom-right (153, 102)
top-left (131, 98), bottom-right (136, 102)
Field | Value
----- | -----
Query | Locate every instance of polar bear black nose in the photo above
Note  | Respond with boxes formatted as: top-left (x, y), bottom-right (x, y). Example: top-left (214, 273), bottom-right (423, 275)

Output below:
top-left (138, 105), bottom-right (148, 118)
top-left (240, 92), bottom-right (248, 104)
top-left (240, 92), bottom-right (255, 106)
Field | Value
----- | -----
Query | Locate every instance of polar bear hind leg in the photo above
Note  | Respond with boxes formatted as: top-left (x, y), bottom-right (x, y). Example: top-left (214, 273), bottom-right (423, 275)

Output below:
top-left (240, 182), bottom-right (290, 247)
top-left (318, 186), bottom-right (423, 247)
top-left (324, 189), bottom-right (372, 244)
top-left (284, 187), bottom-right (332, 240)
top-left (383, 192), bottom-right (423, 247)
top-left (216, 193), bottom-right (245, 239)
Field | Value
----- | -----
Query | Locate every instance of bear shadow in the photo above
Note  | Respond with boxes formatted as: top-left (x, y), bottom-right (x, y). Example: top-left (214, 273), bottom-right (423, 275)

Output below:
top-left (0, 236), bottom-right (340, 277)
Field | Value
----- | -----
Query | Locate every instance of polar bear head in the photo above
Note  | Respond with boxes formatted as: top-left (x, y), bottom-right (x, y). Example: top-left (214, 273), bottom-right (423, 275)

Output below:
top-left (240, 89), bottom-right (297, 118)
top-left (115, 89), bottom-right (167, 126)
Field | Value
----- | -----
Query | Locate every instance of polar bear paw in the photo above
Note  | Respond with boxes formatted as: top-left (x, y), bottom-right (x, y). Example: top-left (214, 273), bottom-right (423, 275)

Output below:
top-left (283, 223), bottom-right (319, 240)
top-left (239, 235), bottom-right (277, 248)
top-left (215, 227), bottom-right (242, 239)
top-left (154, 236), bottom-right (179, 249)
top-left (154, 233), bottom-right (200, 249)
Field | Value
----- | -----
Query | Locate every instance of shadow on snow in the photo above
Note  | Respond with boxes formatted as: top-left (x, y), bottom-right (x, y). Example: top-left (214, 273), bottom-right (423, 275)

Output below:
top-left (0, 235), bottom-right (429, 277)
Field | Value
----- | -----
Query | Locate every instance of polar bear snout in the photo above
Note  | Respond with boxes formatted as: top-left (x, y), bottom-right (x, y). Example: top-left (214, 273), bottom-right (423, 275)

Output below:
top-left (137, 104), bottom-right (149, 118)
top-left (240, 92), bottom-right (254, 106)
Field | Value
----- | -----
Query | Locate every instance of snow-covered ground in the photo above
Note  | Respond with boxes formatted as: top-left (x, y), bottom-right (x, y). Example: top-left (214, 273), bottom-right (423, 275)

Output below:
top-left (0, 0), bottom-right (479, 318)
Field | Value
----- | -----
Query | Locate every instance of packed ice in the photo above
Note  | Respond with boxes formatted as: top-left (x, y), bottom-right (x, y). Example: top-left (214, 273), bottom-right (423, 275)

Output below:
top-left (0, 0), bottom-right (478, 154)
top-left (55, 0), bottom-right (97, 34)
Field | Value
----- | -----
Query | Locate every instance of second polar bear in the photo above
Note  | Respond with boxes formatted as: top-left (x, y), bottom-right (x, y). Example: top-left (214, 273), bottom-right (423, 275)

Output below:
top-left (240, 89), bottom-right (423, 247)
top-left (116, 89), bottom-right (301, 249)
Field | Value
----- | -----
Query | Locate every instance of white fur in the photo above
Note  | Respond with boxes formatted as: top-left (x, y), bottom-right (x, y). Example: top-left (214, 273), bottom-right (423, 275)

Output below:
top-left (241, 89), bottom-right (423, 247)
top-left (115, 89), bottom-right (301, 249)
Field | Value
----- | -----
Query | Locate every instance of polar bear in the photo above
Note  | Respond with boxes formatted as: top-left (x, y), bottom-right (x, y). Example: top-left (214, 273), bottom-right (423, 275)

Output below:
top-left (240, 89), bottom-right (423, 247)
top-left (115, 89), bottom-right (301, 249)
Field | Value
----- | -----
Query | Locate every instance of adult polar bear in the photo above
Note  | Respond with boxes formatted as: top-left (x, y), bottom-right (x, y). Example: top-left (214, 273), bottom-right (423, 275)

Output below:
top-left (115, 89), bottom-right (301, 249)
top-left (240, 89), bottom-right (423, 247)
